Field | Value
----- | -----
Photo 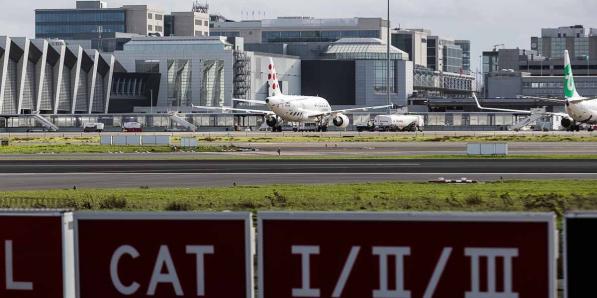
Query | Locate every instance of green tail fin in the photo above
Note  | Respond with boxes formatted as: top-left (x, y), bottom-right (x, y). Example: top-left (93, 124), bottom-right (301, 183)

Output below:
top-left (564, 50), bottom-right (580, 99)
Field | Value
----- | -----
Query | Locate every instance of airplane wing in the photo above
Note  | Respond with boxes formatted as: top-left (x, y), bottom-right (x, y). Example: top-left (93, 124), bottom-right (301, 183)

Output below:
top-left (304, 105), bottom-right (393, 118)
top-left (520, 95), bottom-right (591, 104)
top-left (192, 105), bottom-right (275, 115)
top-left (473, 94), bottom-right (568, 117)
top-left (233, 98), bottom-right (268, 105)
top-left (331, 105), bottom-right (394, 114)
top-left (519, 96), bottom-right (566, 103)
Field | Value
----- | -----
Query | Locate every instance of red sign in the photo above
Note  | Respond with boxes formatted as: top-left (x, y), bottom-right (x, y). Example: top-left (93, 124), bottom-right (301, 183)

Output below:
top-left (0, 211), bottom-right (74, 298)
top-left (259, 212), bottom-right (556, 298)
top-left (75, 212), bottom-right (253, 298)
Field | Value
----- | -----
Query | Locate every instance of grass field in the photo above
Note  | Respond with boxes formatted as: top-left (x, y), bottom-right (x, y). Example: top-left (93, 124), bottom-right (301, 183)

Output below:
top-left (1, 181), bottom-right (594, 221)
top-left (2, 134), bottom-right (597, 145)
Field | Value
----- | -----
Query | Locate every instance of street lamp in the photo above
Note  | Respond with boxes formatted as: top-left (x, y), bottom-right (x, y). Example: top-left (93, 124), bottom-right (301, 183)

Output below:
top-left (386, 0), bottom-right (391, 112)
top-left (97, 25), bottom-right (103, 52)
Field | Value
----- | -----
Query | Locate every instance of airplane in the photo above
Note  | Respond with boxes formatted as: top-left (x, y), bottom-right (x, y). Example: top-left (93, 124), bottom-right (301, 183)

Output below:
top-left (192, 58), bottom-right (394, 132)
top-left (473, 50), bottom-right (597, 132)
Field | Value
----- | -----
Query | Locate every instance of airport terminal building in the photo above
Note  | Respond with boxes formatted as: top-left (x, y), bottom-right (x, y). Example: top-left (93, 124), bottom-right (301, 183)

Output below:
top-left (0, 36), bottom-right (115, 116)
top-left (113, 36), bottom-right (301, 112)
top-left (8, 1), bottom-right (574, 132)
top-left (483, 25), bottom-right (597, 98)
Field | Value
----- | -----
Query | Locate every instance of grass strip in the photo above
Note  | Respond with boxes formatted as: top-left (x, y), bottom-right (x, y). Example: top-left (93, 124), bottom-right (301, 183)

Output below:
top-left (0, 181), bottom-right (594, 220)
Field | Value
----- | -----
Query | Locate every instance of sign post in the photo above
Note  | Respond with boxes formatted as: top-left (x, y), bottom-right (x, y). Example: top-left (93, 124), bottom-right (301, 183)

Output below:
top-left (564, 212), bottom-right (597, 298)
top-left (75, 212), bottom-right (253, 298)
top-left (259, 212), bottom-right (556, 298)
top-left (0, 210), bottom-right (75, 298)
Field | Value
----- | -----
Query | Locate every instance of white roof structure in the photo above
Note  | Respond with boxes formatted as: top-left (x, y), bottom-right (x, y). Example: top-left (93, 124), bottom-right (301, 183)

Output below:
top-left (325, 38), bottom-right (408, 60)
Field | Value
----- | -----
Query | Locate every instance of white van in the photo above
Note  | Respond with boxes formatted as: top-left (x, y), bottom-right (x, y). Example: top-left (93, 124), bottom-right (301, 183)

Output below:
top-left (83, 123), bottom-right (104, 132)
top-left (122, 122), bottom-right (143, 132)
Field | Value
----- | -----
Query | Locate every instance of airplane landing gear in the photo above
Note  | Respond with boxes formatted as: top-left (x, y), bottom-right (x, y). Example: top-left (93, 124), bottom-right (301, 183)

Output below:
top-left (567, 125), bottom-right (581, 132)
top-left (317, 126), bottom-right (328, 132)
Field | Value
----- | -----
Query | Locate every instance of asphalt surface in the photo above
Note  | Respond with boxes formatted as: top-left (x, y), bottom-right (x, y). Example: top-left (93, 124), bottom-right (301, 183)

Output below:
top-left (1, 159), bottom-right (597, 190)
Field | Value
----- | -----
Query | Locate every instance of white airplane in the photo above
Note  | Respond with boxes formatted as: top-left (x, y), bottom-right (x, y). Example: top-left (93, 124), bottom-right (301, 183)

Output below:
top-left (473, 50), bottom-right (597, 131)
top-left (193, 58), bottom-right (393, 132)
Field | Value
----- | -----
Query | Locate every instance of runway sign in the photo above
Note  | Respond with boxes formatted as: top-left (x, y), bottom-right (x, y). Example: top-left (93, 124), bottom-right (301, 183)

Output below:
top-left (0, 211), bottom-right (75, 298)
top-left (259, 212), bottom-right (556, 298)
top-left (564, 212), bottom-right (597, 297)
top-left (75, 212), bottom-right (253, 298)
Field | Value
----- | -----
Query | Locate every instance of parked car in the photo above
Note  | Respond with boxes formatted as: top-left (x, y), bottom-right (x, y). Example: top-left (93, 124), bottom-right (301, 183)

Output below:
top-left (122, 122), bottom-right (143, 132)
top-left (82, 123), bottom-right (104, 132)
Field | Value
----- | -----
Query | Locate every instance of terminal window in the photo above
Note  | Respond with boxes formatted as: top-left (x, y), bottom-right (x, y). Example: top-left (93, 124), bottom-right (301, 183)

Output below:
top-left (201, 60), bottom-right (224, 107)
top-left (167, 60), bottom-right (192, 107)
top-left (373, 60), bottom-right (395, 93)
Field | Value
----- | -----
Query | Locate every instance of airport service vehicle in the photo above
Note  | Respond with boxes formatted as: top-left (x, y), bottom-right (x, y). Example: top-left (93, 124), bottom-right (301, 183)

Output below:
top-left (82, 123), bottom-right (104, 133)
top-left (193, 58), bottom-right (393, 132)
top-left (122, 122), bottom-right (142, 132)
top-left (474, 50), bottom-right (597, 132)
top-left (357, 114), bottom-right (424, 132)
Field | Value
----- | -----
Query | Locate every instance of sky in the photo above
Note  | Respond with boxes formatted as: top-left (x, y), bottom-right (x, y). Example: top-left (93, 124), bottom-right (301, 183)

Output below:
top-left (2, 0), bottom-right (597, 71)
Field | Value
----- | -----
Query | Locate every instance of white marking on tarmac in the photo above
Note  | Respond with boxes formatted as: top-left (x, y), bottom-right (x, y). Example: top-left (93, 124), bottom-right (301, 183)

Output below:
top-left (1, 173), bottom-right (597, 176)
top-left (5, 163), bottom-right (422, 167)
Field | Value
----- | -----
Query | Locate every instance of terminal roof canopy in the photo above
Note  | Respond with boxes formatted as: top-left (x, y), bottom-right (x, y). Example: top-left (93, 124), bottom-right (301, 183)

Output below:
top-left (325, 38), bottom-right (409, 60)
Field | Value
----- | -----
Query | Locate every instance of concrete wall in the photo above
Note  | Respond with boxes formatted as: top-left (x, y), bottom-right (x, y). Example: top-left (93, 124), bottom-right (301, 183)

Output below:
top-left (123, 5), bottom-right (164, 37)
top-left (171, 12), bottom-right (209, 37)
top-left (487, 73), bottom-right (522, 98)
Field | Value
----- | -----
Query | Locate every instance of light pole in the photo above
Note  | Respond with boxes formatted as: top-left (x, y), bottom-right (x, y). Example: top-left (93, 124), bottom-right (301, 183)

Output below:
top-left (150, 89), bottom-right (153, 114)
top-left (97, 25), bottom-right (103, 52)
top-left (386, 0), bottom-right (391, 113)
top-left (540, 58), bottom-right (543, 76)
top-left (478, 54), bottom-right (483, 95)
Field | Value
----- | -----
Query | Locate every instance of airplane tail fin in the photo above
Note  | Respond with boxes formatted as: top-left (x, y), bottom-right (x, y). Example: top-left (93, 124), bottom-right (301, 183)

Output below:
top-left (564, 50), bottom-right (582, 100)
top-left (267, 58), bottom-right (283, 96)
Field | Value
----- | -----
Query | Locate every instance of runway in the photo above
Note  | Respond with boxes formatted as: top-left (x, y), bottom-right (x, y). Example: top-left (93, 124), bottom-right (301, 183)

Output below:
top-left (1, 159), bottom-right (597, 190)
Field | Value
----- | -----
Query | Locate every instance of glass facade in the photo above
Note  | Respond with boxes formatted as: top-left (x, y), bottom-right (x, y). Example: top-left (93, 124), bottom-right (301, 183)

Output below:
top-left (210, 31), bottom-right (240, 38)
top-left (372, 60), bottom-right (395, 93)
top-left (455, 40), bottom-right (471, 73)
top-left (550, 38), bottom-right (566, 58)
top-left (326, 42), bottom-right (407, 61)
top-left (483, 52), bottom-right (499, 74)
top-left (262, 30), bottom-right (379, 43)
top-left (523, 81), bottom-right (597, 89)
top-left (35, 9), bottom-right (126, 39)
top-left (392, 34), bottom-right (413, 61)
top-left (167, 60), bottom-right (192, 107)
top-left (135, 60), bottom-right (160, 73)
top-left (427, 38), bottom-right (437, 71)
top-left (443, 44), bottom-right (463, 73)
top-left (535, 35), bottom-right (592, 60)
top-left (201, 60), bottom-right (225, 106)
top-left (574, 38), bottom-right (589, 58)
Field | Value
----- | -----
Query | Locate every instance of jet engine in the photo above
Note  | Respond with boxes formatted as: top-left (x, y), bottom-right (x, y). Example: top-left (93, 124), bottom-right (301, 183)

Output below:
top-left (333, 114), bottom-right (350, 129)
top-left (561, 117), bottom-right (573, 129)
top-left (266, 115), bottom-right (280, 128)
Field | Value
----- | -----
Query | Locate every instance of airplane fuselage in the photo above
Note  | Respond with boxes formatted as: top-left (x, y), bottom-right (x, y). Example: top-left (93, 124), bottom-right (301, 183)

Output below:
top-left (266, 95), bottom-right (332, 122)
top-left (566, 99), bottom-right (597, 124)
